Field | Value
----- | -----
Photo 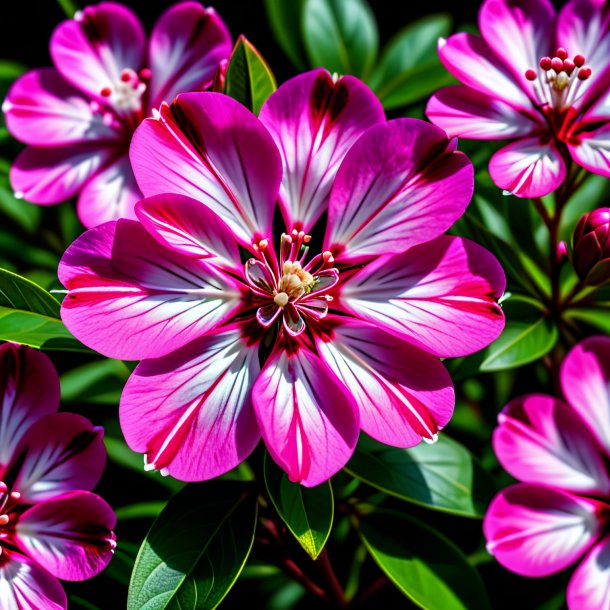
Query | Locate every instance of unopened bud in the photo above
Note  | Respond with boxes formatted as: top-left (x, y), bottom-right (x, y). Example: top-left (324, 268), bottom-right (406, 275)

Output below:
top-left (572, 208), bottom-right (610, 284)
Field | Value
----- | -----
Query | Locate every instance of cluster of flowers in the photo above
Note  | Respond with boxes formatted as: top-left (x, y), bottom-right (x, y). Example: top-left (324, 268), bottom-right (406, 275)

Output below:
top-left (3, 0), bottom-right (610, 607)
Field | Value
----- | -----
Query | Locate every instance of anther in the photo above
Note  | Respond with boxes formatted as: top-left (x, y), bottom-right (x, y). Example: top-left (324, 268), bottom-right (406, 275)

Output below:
top-left (139, 68), bottom-right (152, 80)
top-left (0, 483), bottom-right (7, 494)
top-left (274, 292), bottom-right (289, 307)
top-left (578, 66), bottom-right (592, 80)
top-left (0, 515), bottom-right (9, 526)
top-left (555, 48), bottom-right (568, 60)
top-left (120, 69), bottom-right (133, 83)
top-left (10, 492), bottom-right (20, 501)
top-left (539, 57), bottom-right (552, 70)
top-left (322, 251), bottom-right (334, 265)
top-left (100, 87), bottom-right (112, 97)
top-left (525, 69), bottom-right (537, 81)
top-left (574, 54), bottom-right (586, 67)
top-left (258, 239), bottom-right (268, 250)
top-left (303, 235), bottom-right (312, 243)
top-left (563, 59), bottom-right (575, 75)
top-left (551, 57), bottom-right (564, 72)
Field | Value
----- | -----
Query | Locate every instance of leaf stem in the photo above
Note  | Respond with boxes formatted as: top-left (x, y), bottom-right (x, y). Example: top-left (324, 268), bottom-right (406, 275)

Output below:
top-left (316, 548), bottom-right (348, 608)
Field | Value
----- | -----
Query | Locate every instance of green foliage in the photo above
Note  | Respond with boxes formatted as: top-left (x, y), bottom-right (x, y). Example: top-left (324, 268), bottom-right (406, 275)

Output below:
top-left (263, 0), bottom-right (308, 70)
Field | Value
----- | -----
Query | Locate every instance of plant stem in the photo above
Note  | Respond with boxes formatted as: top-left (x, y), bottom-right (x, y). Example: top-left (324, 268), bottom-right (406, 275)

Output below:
top-left (56, 0), bottom-right (79, 18)
top-left (316, 548), bottom-right (348, 608)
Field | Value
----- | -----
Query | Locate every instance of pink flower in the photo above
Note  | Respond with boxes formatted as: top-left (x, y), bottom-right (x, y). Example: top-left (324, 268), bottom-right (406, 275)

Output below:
top-left (426, 0), bottom-right (610, 198)
top-left (484, 337), bottom-right (610, 609)
top-left (0, 343), bottom-right (115, 610)
top-left (3, 1), bottom-right (231, 228)
top-left (58, 69), bottom-right (506, 487)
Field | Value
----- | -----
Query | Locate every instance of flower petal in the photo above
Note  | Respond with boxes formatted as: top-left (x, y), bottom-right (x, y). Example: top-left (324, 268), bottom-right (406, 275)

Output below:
top-left (426, 85), bottom-right (539, 140)
top-left (569, 125), bottom-right (610, 177)
top-left (0, 345), bottom-right (59, 471)
top-left (12, 413), bottom-right (105, 504)
top-left (489, 137), bottom-right (567, 198)
top-left (0, 553), bottom-right (66, 610)
top-left (561, 336), bottom-right (610, 453)
top-left (479, 0), bottom-right (556, 93)
top-left (324, 119), bottom-right (473, 262)
top-left (15, 491), bottom-right (116, 581)
top-left (258, 69), bottom-right (384, 232)
top-left (130, 94), bottom-right (282, 245)
top-left (316, 317), bottom-right (454, 446)
top-left (3, 68), bottom-right (122, 147)
top-left (437, 33), bottom-right (533, 109)
top-left (484, 484), bottom-right (603, 577)
top-left (340, 235), bottom-right (505, 357)
top-left (567, 534), bottom-right (610, 610)
top-left (76, 154), bottom-right (141, 228)
top-left (59, 219), bottom-right (242, 360)
top-left (50, 3), bottom-right (145, 103)
top-left (493, 394), bottom-right (610, 495)
top-left (10, 144), bottom-right (115, 205)
top-left (252, 346), bottom-right (359, 487)
top-left (120, 325), bottom-right (260, 481)
top-left (136, 193), bottom-right (243, 273)
top-left (147, 2), bottom-right (232, 109)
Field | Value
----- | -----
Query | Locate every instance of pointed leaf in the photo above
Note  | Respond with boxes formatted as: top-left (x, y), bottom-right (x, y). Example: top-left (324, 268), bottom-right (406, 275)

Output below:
top-left (345, 435), bottom-right (494, 518)
top-left (263, 452), bottom-right (333, 560)
top-left (263, 0), bottom-right (308, 70)
top-left (128, 481), bottom-right (257, 610)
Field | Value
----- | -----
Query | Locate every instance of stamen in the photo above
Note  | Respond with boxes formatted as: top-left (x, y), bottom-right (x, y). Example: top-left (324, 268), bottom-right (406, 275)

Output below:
top-left (100, 87), bottom-right (112, 97)
top-left (551, 57), bottom-right (564, 72)
top-left (525, 69), bottom-right (537, 81)
top-left (274, 292), bottom-right (289, 307)
top-left (574, 54), bottom-right (585, 67)
top-left (578, 66), bottom-right (592, 80)
top-left (0, 515), bottom-right (8, 526)
top-left (555, 47), bottom-right (568, 60)
top-left (539, 57), bottom-right (552, 70)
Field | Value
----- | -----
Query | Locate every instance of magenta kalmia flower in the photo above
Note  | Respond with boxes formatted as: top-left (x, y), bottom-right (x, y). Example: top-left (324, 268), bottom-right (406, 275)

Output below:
top-left (3, 1), bottom-right (231, 227)
top-left (485, 337), bottom-right (610, 609)
top-left (427, 0), bottom-right (610, 198)
top-left (58, 69), bottom-right (505, 486)
top-left (0, 343), bottom-right (115, 610)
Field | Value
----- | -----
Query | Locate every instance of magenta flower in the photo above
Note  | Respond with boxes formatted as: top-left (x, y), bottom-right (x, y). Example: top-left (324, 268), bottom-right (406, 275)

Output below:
top-left (0, 343), bottom-right (115, 610)
top-left (58, 69), bottom-right (505, 487)
top-left (426, 0), bottom-right (610, 198)
top-left (3, 1), bottom-right (231, 228)
top-left (485, 337), bottom-right (610, 609)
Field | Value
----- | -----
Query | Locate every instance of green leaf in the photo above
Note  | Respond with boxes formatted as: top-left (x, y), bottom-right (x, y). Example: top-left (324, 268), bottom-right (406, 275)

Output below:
top-left (369, 14), bottom-right (454, 109)
top-left (128, 482), bottom-right (257, 610)
top-left (115, 501), bottom-right (168, 521)
top-left (565, 306), bottom-right (610, 334)
top-left (0, 268), bottom-right (87, 351)
top-left (225, 36), bottom-right (277, 115)
top-left (345, 435), bottom-right (494, 518)
top-left (263, 0), bottom-right (308, 70)
top-left (263, 453), bottom-right (333, 560)
top-left (359, 510), bottom-right (491, 610)
top-left (60, 359), bottom-right (129, 405)
top-left (56, 0), bottom-right (79, 18)
top-left (302, 0), bottom-right (378, 78)
top-left (0, 168), bottom-right (40, 233)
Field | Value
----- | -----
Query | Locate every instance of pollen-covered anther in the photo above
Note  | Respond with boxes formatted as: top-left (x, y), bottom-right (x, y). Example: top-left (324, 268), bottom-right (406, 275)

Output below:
top-left (99, 68), bottom-right (146, 112)
top-left (278, 261), bottom-right (315, 298)
top-left (0, 515), bottom-right (9, 526)
top-left (273, 292), bottom-right (290, 307)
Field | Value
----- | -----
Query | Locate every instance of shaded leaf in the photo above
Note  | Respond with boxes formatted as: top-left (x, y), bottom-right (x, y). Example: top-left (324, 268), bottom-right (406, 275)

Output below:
top-left (60, 359), bottom-right (129, 405)
top-left (263, 0), bottom-right (308, 70)
top-left (115, 501), bottom-right (168, 521)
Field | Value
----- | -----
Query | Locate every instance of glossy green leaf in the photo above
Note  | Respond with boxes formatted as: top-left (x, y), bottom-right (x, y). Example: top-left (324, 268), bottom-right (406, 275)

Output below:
top-left (302, 0), bottom-right (378, 78)
top-left (369, 14), bottom-right (453, 109)
top-left (263, 453), bottom-right (333, 559)
top-left (128, 482), bottom-right (257, 610)
top-left (263, 0), bottom-right (308, 70)
top-left (115, 502), bottom-right (168, 521)
top-left (56, 0), bottom-right (79, 18)
top-left (345, 435), bottom-right (494, 518)
top-left (225, 36), bottom-right (277, 115)
top-left (0, 168), bottom-right (40, 233)
top-left (565, 306), bottom-right (610, 334)
top-left (359, 510), bottom-right (491, 610)
top-left (60, 359), bottom-right (129, 405)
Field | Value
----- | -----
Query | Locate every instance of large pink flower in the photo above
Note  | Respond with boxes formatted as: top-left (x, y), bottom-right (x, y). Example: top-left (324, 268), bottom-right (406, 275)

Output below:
top-left (0, 343), bottom-right (115, 610)
top-left (426, 0), bottom-right (610, 198)
top-left (58, 69), bottom-right (505, 487)
top-left (485, 337), bottom-right (610, 609)
top-left (3, 1), bottom-right (231, 227)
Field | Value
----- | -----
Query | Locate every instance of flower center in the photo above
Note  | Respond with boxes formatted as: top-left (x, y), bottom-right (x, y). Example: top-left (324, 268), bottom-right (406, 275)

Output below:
top-left (524, 48), bottom-right (591, 111)
top-left (0, 481), bottom-right (20, 555)
top-left (99, 68), bottom-right (149, 114)
top-left (245, 230), bottom-right (339, 336)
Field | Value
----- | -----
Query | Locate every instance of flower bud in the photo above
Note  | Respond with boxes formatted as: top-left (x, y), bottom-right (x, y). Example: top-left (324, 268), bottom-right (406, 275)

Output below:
top-left (572, 208), bottom-right (610, 284)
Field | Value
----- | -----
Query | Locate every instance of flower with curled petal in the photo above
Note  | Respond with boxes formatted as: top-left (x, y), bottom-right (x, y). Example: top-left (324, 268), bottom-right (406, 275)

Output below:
top-left (3, 1), bottom-right (231, 227)
top-left (59, 69), bottom-right (506, 487)
top-left (0, 343), bottom-right (115, 610)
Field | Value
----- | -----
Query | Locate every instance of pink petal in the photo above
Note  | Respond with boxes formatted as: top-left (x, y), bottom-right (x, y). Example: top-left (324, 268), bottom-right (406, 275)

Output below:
top-left (3, 68), bottom-right (122, 147)
top-left (493, 394), bottom-right (610, 495)
top-left (479, 0), bottom-right (556, 94)
top-left (437, 33), bottom-right (533, 110)
top-left (258, 69), bottom-right (384, 232)
top-left (316, 317), bottom-right (454, 446)
top-left (569, 125), bottom-right (610, 177)
top-left (561, 336), bottom-right (610, 453)
top-left (340, 235), bottom-right (505, 358)
top-left (50, 3), bottom-right (145, 103)
top-left (59, 219), bottom-right (242, 360)
top-left (252, 346), bottom-right (359, 487)
top-left (136, 193), bottom-right (243, 273)
top-left (484, 484), bottom-right (603, 577)
top-left (488, 137), bottom-right (567, 197)
top-left (567, 534), bottom-right (610, 610)
top-left (0, 345), bottom-right (59, 471)
top-left (10, 144), bottom-right (116, 205)
top-left (147, 2), bottom-right (232, 109)
top-left (0, 553), bottom-right (66, 610)
top-left (76, 154), bottom-right (142, 228)
top-left (15, 491), bottom-right (116, 581)
top-left (130, 94), bottom-right (282, 245)
top-left (324, 119), bottom-right (473, 262)
top-left (120, 325), bottom-right (260, 481)
top-left (426, 85), bottom-right (539, 139)
top-left (12, 413), bottom-right (105, 504)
